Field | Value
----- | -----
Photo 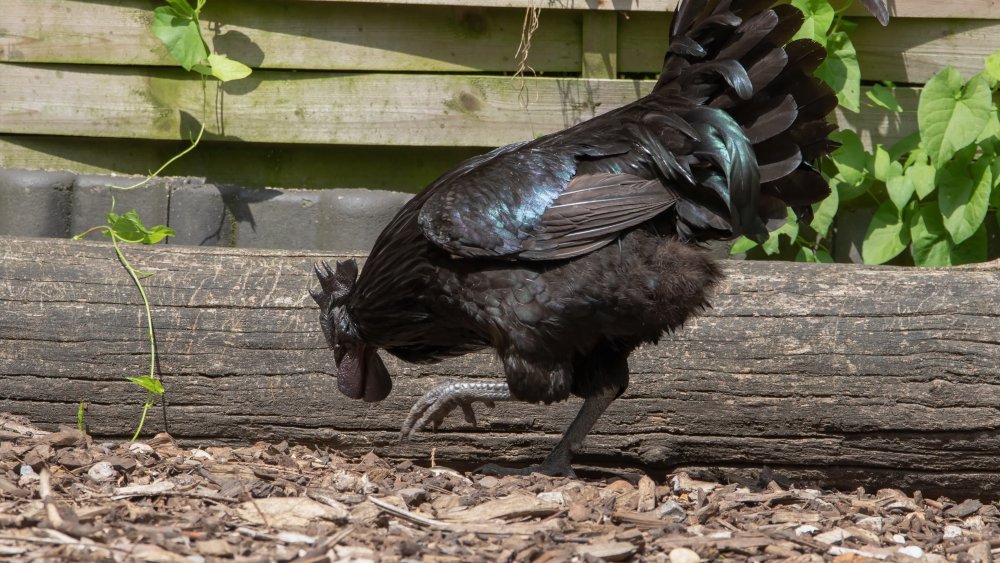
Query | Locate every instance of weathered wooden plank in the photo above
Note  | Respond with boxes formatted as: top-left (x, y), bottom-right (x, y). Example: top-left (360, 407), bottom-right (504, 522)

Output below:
top-left (4, 1), bottom-right (996, 83)
top-left (0, 0), bottom-right (581, 72)
top-left (0, 64), bottom-right (917, 148)
top-left (582, 11), bottom-right (617, 78)
top-left (618, 13), bottom-right (1000, 83)
top-left (1, 237), bottom-right (998, 496)
top-left (0, 136), bottom-right (483, 192)
top-left (298, 0), bottom-right (1000, 19)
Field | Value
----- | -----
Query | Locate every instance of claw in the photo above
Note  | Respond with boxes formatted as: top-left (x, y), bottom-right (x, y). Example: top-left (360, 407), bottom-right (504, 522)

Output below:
top-left (399, 381), bottom-right (512, 440)
top-left (461, 403), bottom-right (477, 425)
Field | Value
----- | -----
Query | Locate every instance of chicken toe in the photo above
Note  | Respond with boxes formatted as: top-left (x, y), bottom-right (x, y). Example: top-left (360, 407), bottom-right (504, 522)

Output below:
top-left (400, 381), bottom-right (512, 439)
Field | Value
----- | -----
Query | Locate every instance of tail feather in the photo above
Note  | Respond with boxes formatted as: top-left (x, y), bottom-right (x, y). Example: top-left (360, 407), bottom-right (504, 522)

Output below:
top-left (653, 0), bottom-right (847, 241)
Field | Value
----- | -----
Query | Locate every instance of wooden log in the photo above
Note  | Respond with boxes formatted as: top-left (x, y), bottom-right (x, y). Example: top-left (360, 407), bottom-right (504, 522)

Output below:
top-left (1, 236), bottom-right (998, 496)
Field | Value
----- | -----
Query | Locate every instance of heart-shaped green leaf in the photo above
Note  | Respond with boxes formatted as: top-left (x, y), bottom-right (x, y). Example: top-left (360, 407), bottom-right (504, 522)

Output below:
top-left (729, 236), bottom-right (758, 255)
top-left (816, 31), bottom-right (860, 112)
top-left (810, 186), bottom-right (839, 238)
top-left (862, 200), bottom-right (909, 265)
top-left (128, 375), bottom-right (165, 396)
top-left (918, 69), bottom-right (992, 166)
top-left (790, 0), bottom-right (835, 45)
top-left (910, 202), bottom-right (988, 266)
top-left (938, 156), bottom-right (992, 244)
top-left (152, 5), bottom-right (208, 71)
top-left (866, 83), bottom-right (902, 112)
top-left (207, 53), bottom-right (253, 82)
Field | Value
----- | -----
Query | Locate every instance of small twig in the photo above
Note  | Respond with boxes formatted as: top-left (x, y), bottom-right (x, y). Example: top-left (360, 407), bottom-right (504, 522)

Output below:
top-left (368, 496), bottom-right (444, 529)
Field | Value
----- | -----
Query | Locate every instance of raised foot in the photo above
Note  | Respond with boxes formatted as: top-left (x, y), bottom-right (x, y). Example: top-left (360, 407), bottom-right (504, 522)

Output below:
top-left (400, 381), bottom-right (512, 440)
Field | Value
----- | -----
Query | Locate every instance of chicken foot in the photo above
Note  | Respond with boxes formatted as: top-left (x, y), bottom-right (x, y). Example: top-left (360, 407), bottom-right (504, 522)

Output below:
top-left (400, 381), bottom-right (513, 438)
top-left (478, 383), bottom-right (620, 478)
top-left (401, 379), bottom-right (622, 478)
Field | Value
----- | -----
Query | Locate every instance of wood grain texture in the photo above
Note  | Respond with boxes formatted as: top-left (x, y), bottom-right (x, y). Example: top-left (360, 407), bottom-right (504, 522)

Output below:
top-left (3, 1), bottom-right (996, 83)
top-left (0, 135), bottom-right (484, 192)
top-left (1, 236), bottom-right (998, 495)
top-left (300, 0), bottom-right (1000, 18)
top-left (0, 64), bottom-right (917, 148)
top-left (0, 0), bottom-right (581, 72)
top-left (618, 13), bottom-right (1000, 83)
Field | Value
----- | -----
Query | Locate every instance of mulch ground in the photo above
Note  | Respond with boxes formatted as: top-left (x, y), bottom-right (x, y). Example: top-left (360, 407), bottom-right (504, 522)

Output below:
top-left (1, 414), bottom-right (997, 562)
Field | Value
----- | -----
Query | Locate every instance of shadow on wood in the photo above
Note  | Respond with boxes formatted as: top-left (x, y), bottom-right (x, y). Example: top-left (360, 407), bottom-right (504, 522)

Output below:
top-left (1, 236), bottom-right (998, 497)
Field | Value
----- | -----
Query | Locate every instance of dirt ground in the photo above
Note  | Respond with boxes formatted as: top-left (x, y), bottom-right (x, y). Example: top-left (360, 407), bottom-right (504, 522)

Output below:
top-left (1, 414), bottom-right (998, 562)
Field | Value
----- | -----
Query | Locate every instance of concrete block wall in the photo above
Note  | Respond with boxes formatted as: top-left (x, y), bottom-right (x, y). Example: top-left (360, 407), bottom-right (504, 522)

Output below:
top-left (0, 168), bottom-right (412, 253)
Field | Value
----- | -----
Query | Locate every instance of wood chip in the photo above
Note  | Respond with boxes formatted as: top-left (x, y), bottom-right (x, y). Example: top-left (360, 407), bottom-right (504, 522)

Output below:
top-left (235, 497), bottom-right (348, 528)
top-left (439, 494), bottom-right (561, 522)
top-left (576, 541), bottom-right (639, 561)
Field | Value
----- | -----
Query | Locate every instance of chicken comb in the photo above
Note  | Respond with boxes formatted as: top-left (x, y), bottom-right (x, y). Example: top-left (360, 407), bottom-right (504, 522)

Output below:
top-left (310, 259), bottom-right (358, 311)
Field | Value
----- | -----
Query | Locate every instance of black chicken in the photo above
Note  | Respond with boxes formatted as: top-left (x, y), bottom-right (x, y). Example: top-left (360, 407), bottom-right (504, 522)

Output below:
top-left (312, 0), bottom-right (889, 476)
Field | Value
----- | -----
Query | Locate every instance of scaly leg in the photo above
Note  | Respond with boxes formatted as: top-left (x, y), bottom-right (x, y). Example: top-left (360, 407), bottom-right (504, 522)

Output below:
top-left (479, 382), bottom-right (622, 478)
top-left (400, 379), bottom-right (624, 478)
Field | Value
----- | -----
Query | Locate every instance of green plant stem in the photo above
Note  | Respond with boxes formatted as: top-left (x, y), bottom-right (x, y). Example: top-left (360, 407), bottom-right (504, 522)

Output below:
top-left (109, 230), bottom-right (158, 387)
top-left (131, 396), bottom-right (154, 442)
top-left (114, 122), bottom-right (206, 191)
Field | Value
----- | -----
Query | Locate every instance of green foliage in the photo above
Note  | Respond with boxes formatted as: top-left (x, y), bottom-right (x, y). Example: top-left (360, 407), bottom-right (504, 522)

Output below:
top-left (817, 29), bottom-right (861, 112)
top-left (105, 210), bottom-right (176, 245)
top-left (733, 0), bottom-right (1000, 268)
top-left (152, 0), bottom-right (252, 82)
top-left (866, 82), bottom-right (903, 112)
top-left (918, 69), bottom-right (993, 166)
top-left (77, 402), bottom-right (88, 434)
top-left (71, 0), bottom-right (244, 439)
top-left (73, 196), bottom-right (175, 440)
top-left (790, 0), bottom-right (835, 46)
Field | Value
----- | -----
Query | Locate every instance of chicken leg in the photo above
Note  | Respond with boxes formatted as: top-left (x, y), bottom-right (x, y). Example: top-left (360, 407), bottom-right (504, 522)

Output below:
top-left (400, 380), bottom-right (623, 477)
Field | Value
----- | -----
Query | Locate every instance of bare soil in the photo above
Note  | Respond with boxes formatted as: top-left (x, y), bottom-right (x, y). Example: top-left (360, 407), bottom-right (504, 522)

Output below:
top-left (1, 414), bottom-right (997, 562)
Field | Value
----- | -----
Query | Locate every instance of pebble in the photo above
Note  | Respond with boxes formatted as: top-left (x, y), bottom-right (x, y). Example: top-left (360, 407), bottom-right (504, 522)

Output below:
top-left (856, 516), bottom-right (885, 532)
top-left (576, 541), bottom-right (638, 561)
top-left (128, 442), bottom-right (154, 454)
top-left (898, 545), bottom-right (923, 558)
top-left (669, 547), bottom-right (701, 563)
top-left (396, 487), bottom-right (428, 506)
top-left (477, 476), bottom-right (499, 488)
top-left (942, 525), bottom-right (963, 539)
top-left (795, 524), bottom-right (820, 535)
top-left (87, 461), bottom-right (117, 483)
top-left (657, 499), bottom-right (687, 523)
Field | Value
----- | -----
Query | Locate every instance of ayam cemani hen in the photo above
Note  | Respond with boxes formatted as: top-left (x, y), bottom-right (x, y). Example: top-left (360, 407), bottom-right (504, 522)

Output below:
top-left (312, 0), bottom-right (890, 476)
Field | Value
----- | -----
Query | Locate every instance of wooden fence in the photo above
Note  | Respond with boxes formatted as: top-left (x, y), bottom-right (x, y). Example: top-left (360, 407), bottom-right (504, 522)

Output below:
top-left (2, 0), bottom-right (999, 191)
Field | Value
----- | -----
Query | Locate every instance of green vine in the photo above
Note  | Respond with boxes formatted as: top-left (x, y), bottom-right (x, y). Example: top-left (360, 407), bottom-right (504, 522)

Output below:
top-left (73, 0), bottom-right (249, 440)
